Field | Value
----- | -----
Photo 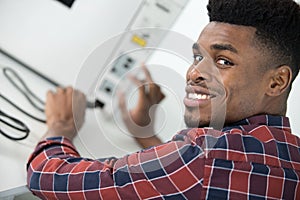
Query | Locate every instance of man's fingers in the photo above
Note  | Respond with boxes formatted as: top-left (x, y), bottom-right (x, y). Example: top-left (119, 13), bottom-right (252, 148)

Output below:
top-left (46, 90), bottom-right (54, 98)
top-left (159, 92), bottom-right (166, 103)
top-left (65, 86), bottom-right (73, 94)
top-left (128, 75), bottom-right (147, 98)
top-left (141, 64), bottom-right (153, 83)
top-left (128, 75), bottom-right (144, 87)
top-left (141, 64), bottom-right (165, 102)
top-left (56, 87), bottom-right (66, 94)
top-left (148, 82), bottom-right (166, 103)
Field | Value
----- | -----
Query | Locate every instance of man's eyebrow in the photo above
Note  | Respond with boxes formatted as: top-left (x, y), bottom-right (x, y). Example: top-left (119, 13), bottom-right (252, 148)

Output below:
top-left (211, 44), bottom-right (238, 53)
top-left (193, 43), bottom-right (238, 54)
top-left (192, 43), bottom-right (199, 50)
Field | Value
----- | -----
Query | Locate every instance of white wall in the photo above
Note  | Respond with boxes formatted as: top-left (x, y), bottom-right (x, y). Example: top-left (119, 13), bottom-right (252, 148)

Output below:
top-left (0, 0), bottom-right (143, 86)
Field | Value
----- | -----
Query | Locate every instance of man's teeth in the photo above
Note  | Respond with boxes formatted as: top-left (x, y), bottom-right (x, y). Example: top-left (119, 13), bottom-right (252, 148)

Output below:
top-left (188, 93), bottom-right (211, 100)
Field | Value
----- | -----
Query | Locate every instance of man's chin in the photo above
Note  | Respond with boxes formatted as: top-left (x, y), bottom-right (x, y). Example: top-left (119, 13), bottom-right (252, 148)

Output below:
top-left (184, 114), bottom-right (210, 128)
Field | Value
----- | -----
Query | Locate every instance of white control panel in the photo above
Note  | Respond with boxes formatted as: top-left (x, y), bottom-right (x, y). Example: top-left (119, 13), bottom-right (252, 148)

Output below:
top-left (89, 0), bottom-right (189, 115)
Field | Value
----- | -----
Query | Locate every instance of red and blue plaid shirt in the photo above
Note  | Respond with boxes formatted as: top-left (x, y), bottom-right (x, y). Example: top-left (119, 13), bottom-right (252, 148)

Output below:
top-left (27, 115), bottom-right (300, 199)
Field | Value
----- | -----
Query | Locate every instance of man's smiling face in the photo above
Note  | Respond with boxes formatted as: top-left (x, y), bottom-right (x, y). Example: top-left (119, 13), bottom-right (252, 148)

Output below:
top-left (184, 22), bottom-right (271, 128)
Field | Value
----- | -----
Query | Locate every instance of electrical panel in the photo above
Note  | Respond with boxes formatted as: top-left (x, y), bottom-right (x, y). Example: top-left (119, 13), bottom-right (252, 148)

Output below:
top-left (91, 0), bottom-right (189, 115)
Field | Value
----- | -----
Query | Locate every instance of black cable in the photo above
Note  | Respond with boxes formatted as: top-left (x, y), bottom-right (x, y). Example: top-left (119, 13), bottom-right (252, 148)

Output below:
top-left (0, 110), bottom-right (29, 140)
top-left (0, 48), bottom-right (60, 87)
top-left (0, 67), bottom-right (46, 140)
top-left (3, 67), bottom-right (45, 112)
top-left (0, 93), bottom-right (46, 123)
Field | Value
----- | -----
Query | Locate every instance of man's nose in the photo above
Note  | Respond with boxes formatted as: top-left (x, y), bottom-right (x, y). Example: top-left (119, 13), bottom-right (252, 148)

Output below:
top-left (187, 64), bottom-right (212, 84)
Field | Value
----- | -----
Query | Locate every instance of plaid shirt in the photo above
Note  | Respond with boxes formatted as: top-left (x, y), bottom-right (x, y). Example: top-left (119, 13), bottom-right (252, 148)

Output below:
top-left (27, 115), bottom-right (300, 199)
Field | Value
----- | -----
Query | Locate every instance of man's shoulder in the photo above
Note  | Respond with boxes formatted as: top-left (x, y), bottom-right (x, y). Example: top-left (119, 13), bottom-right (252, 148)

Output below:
top-left (174, 124), bottom-right (300, 170)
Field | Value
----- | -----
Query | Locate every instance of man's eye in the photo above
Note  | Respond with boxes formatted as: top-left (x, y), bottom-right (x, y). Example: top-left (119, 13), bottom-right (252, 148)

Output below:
top-left (193, 55), bottom-right (203, 64)
top-left (216, 59), bottom-right (234, 67)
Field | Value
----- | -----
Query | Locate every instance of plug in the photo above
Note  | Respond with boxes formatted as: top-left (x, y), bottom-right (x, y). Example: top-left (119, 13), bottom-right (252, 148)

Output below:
top-left (86, 99), bottom-right (105, 109)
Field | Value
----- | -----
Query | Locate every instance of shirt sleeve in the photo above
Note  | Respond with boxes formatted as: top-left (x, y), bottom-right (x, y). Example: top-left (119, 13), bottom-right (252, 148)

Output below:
top-left (27, 133), bottom-right (205, 199)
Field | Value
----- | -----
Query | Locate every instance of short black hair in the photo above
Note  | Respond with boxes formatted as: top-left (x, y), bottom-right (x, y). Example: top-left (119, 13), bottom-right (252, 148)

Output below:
top-left (207, 0), bottom-right (300, 82)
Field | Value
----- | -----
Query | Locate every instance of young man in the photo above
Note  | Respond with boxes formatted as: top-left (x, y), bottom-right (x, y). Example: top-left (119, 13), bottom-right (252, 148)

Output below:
top-left (27, 0), bottom-right (300, 199)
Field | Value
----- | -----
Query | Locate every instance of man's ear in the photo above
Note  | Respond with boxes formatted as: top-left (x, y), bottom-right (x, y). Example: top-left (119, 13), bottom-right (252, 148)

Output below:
top-left (266, 65), bottom-right (292, 96)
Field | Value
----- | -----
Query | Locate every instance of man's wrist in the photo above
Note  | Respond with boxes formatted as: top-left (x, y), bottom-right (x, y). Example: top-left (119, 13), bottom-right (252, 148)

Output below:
top-left (42, 121), bottom-right (77, 141)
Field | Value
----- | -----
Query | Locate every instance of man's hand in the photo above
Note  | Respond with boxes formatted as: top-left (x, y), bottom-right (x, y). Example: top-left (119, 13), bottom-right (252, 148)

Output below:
top-left (118, 65), bottom-right (165, 148)
top-left (42, 87), bottom-right (86, 141)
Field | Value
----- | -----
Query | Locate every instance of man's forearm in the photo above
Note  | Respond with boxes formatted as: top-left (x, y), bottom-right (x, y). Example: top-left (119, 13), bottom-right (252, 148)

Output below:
top-left (27, 137), bottom-right (118, 199)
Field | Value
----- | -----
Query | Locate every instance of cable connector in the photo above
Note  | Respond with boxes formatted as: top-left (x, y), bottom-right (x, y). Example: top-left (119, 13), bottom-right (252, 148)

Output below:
top-left (86, 99), bottom-right (105, 109)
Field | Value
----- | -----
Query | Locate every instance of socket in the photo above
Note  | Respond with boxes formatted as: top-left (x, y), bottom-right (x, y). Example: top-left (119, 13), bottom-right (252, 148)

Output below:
top-left (99, 79), bottom-right (115, 96)
top-left (110, 55), bottom-right (136, 77)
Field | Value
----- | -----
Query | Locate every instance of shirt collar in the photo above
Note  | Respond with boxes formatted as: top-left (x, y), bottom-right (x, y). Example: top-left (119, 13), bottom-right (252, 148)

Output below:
top-left (221, 115), bottom-right (291, 133)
